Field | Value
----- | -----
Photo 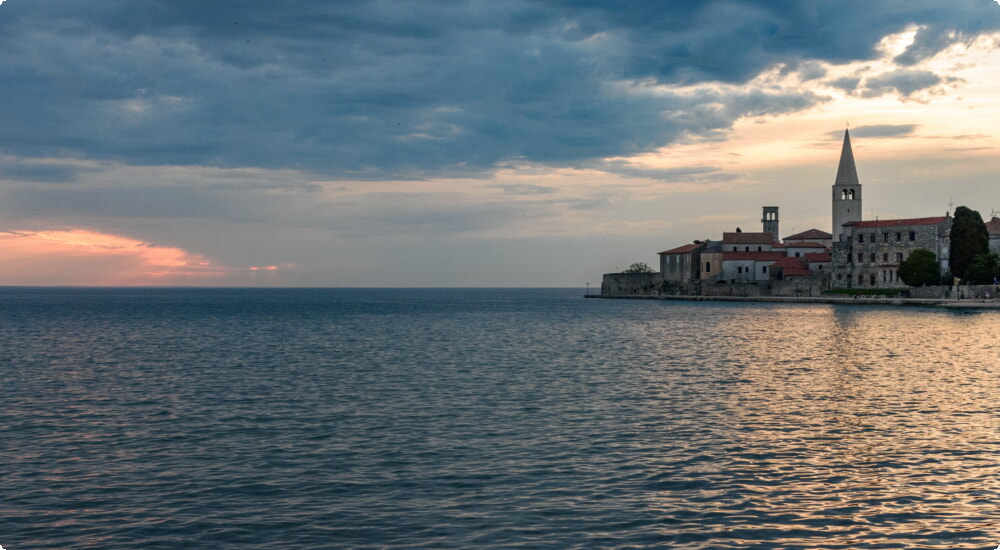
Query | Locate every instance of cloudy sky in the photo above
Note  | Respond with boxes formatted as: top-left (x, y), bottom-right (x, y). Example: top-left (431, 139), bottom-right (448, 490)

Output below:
top-left (1, 0), bottom-right (1000, 286)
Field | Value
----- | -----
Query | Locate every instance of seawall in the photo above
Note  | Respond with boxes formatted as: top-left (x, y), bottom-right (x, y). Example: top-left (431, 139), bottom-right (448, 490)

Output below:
top-left (586, 293), bottom-right (1000, 309)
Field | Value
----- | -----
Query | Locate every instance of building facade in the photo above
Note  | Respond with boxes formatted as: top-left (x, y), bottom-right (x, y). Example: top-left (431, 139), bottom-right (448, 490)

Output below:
top-left (830, 217), bottom-right (951, 288)
top-left (659, 242), bottom-right (705, 283)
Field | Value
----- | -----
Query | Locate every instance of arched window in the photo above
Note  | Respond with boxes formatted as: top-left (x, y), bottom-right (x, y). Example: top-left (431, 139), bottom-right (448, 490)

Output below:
top-left (705, 261), bottom-right (711, 273)
top-left (848, 189), bottom-right (855, 200)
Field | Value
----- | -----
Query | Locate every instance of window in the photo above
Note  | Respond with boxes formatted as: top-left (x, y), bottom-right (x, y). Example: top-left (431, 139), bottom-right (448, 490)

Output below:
top-left (858, 274), bottom-right (864, 285)
top-left (818, 265), bottom-right (823, 270)
top-left (870, 253), bottom-right (876, 262)
top-left (762, 266), bottom-right (767, 274)
top-left (857, 253), bottom-right (864, 262)
top-left (737, 266), bottom-right (743, 274)
top-left (883, 253), bottom-right (888, 262)
top-left (909, 231), bottom-right (916, 241)
top-left (795, 252), bottom-right (800, 257)
top-left (745, 246), bottom-right (750, 252)
top-left (858, 234), bottom-right (864, 243)
top-left (896, 232), bottom-right (902, 241)
top-left (757, 246), bottom-right (762, 252)
top-left (870, 233), bottom-right (876, 243)
top-left (870, 274), bottom-right (876, 285)
top-left (705, 262), bottom-right (711, 273)
top-left (895, 252), bottom-right (903, 262)
top-left (883, 232), bottom-right (890, 242)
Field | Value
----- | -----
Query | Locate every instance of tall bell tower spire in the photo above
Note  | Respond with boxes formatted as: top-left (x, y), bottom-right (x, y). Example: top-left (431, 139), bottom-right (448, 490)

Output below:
top-left (832, 128), bottom-right (862, 242)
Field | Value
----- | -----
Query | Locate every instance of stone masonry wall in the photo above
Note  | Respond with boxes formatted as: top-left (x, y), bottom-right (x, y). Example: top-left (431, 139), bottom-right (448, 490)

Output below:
top-left (601, 272), bottom-right (830, 297)
top-left (601, 272), bottom-right (662, 296)
top-left (830, 220), bottom-right (950, 289)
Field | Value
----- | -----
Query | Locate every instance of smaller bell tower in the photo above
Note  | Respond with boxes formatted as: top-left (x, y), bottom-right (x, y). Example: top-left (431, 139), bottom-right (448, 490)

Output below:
top-left (761, 206), bottom-right (779, 242)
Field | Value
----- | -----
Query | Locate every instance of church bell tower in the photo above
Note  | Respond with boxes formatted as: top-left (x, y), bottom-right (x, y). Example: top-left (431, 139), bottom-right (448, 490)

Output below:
top-left (832, 129), bottom-right (861, 242)
top-left (761, 206), bottom-right (779, 242)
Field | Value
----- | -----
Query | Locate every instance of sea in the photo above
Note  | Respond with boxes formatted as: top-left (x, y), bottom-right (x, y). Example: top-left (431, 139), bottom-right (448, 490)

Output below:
top-left (1, 287), bottom-right (998, 549)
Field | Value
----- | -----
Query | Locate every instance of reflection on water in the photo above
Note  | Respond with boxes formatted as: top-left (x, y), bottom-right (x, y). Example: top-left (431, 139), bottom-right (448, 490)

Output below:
top-left (1, 290), bottom-right (998, 549)
top-left (638, 304), bottom-right (1000, 548)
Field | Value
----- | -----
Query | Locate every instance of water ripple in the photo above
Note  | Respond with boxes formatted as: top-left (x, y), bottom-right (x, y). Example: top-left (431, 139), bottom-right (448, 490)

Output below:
top-left (1, 289), bottom-right (998, 549)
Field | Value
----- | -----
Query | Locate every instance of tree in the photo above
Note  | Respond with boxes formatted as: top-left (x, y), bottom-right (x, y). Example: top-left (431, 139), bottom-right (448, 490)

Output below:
top-left (898, 249), bottom-right (939, 287)
top-left (965, 252), bottom-right (1000, 285)
top-left (623, 261), bottom-right (654, 274)
top-left (949, 206), bottom-right (989, 281)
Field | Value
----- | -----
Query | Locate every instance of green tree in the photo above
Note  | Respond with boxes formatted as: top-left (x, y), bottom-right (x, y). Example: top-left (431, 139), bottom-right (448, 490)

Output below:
top-left (949, 206), bottom-right (989, 280)
top-left (623, 261), bottom-right (654, 274)
top-left (965, 252), bottom-right (1000, 284)
top-left (898, 249), bottom-right (940, 287)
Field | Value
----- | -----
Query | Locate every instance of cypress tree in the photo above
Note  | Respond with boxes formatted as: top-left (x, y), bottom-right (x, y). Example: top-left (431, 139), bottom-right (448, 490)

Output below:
top-left (948, 206), bottom-right (989, 280)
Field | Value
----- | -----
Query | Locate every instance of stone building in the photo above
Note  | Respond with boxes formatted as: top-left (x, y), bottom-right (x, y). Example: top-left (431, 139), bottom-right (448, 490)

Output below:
top-left (659, 242), bottom-right (705, 282)
top-left (827, 129), bottom-right (953, 289)
top-left (784, 229), bottom-right (832, 249)
top-left (699, 241), bottom-right (724, 280)
top-left (649, 128), bottom-right (968, 291)
top-left (721, 251), bottom-right (785, 282)
top-left (721, 230), bottom-right (777, 252)
top-left (987, 217), bottom-right (1000, 254)
top-left (831, 217), bottom-right (952, 288)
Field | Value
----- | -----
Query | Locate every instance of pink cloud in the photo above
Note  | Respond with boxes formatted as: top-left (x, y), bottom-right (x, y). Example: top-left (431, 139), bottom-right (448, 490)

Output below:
top-left (0, 229), bottom-right (229, 286)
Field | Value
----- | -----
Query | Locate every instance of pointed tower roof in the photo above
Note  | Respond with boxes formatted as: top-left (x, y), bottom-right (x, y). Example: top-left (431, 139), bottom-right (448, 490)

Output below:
top-left (834, 129), bottom-right (859, 186)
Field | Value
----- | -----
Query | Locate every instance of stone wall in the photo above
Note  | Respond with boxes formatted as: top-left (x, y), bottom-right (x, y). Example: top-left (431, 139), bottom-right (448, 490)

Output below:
top-left (601, 272), bottom-right (662, 296)
top-left (908, 284), bottom-right (1000, 300)
top-left (699, 277), bottom-right (830, 298)
top-left (601, 272), bottom-right (830, 297)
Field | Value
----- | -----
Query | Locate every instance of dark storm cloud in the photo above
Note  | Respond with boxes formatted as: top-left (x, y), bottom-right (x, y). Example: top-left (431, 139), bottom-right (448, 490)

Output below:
top-left (861, 69), bottom-right (947, 97)
top-left (0, 159), bottom-right (96, 183)
top-left (0, 0), bottom-right (998, 178)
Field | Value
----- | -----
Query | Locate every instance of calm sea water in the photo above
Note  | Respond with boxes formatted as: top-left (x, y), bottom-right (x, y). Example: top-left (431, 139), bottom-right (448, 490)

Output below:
top-left (1, 288), bottom-right (998, 549)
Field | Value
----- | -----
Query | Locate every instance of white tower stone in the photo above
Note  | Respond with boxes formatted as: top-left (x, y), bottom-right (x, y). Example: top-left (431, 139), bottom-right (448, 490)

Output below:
top-left (832, 129), bottom-right (861, 242)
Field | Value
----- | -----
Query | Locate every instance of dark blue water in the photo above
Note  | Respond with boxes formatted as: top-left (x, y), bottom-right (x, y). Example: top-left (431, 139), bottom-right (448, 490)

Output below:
top-left (1, 288), bottom-right (998, 549)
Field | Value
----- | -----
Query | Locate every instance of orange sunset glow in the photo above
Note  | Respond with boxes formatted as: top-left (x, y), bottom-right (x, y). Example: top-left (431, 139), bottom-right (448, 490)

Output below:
top-left (0, 229), bottom-right (227, 286)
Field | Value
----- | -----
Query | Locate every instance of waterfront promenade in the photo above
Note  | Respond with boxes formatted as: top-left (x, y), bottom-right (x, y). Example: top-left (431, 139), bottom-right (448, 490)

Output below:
top-left (586, 293), bottom-right (1000, 309)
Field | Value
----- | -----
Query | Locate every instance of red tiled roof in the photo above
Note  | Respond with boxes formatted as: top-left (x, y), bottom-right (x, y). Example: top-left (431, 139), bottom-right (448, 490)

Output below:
top-left (769, 257), bottom-right (811, 277)
top-left (658, 243), bottom-right (702, 255)
top-left (782, 267), bottom-right (813, 277)
top-left (986, 217), bottom-right (1000, 236)
top-left (722, 232), bottom-right (776, 245)
top-left (805, 252), bottom-right (832, 262)
top-left (770, 256), bottom-right (808, 269)
top-left (845, 216), bottom-right (948, 228)
top-left (784, 241), bottom-right (828, 249)
top-left (771, 243), bottom-right (787, 248)
top-left (722, 251), bottom-right (786, 262)
top-left (784, 228), bottom-right (832, 240)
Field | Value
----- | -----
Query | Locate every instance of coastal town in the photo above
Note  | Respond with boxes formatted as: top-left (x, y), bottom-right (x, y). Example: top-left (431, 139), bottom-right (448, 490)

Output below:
top-left (599, 129), bottom-right (1000, 304)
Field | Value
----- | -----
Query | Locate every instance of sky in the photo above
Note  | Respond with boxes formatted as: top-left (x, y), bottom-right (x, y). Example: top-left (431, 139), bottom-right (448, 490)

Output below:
top-left (1, 1), bottom-right (1000, 287)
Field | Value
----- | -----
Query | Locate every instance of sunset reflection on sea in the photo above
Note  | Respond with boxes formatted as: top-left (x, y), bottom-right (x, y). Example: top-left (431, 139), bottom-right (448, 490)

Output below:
top-left (1, 289), bottom-right (997, 549)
